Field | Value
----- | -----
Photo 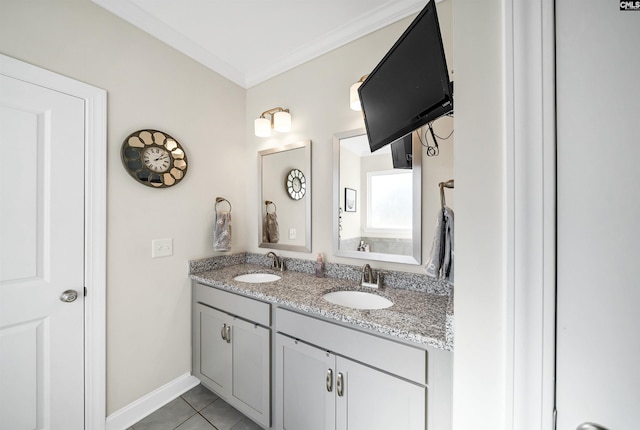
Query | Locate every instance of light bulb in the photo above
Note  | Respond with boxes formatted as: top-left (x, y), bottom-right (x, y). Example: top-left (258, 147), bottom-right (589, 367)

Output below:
top-left (273, 110), bottom-right (291, 132)
top-left (350, 81), bottom-right (362, 111)
top-left (254, 117), bottom-right (271, 137)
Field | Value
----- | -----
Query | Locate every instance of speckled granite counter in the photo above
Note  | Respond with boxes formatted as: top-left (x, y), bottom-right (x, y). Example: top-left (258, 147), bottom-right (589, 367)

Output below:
top-left (190, 258), bottom-right (453, 351)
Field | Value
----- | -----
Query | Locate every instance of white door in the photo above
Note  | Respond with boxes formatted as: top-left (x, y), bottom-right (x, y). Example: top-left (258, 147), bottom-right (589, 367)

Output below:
top-left (556, 1), bottom-right (640, 429)
top-left (0, 72), bottom-right (86, 429)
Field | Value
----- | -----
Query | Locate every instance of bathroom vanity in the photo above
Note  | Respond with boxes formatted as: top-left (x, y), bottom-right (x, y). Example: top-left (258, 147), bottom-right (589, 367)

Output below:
top-left (192, 284), bottom-right (271, 427)
top-left (190, 259), bottom-right (453, 430)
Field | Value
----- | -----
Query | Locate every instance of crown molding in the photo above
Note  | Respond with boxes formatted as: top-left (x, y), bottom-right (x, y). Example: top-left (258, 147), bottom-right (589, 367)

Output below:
top-left (92, 0), bottom-right (428, 88)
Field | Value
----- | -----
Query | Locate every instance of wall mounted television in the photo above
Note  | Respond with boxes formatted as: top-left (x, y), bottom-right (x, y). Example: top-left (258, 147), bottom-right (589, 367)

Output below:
top-left (391, 133), bottom-right (413, 169)
top-left (358, 0), bottom-right (453, 153)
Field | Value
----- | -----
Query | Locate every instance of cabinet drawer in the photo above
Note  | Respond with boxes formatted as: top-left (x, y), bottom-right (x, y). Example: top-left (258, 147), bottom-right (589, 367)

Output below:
top-left (195, 283), bottom-right (270, 326)
top-left (276, 307), bottom-right (427, 385)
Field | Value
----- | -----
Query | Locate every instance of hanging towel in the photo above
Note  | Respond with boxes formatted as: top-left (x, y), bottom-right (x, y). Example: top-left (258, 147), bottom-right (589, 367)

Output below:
top-left (213, 211), bottom-right (232, 251)
top-left (425, 206), bottom-right (454, 284)
top-left (263, 212), bottom-right (280, 243)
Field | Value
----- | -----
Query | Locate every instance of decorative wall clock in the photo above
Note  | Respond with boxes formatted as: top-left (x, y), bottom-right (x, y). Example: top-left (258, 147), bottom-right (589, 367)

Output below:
top-left (286, 168), bottom-right (306, 200)
top-left (121, 129), bottom-right (188, 188)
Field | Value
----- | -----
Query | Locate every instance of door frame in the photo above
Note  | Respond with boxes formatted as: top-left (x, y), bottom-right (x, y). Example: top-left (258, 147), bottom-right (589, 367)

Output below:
top-left (504, 0), bottom-right (557, 428)
top-left (0, 54), bottom-right (107, 430)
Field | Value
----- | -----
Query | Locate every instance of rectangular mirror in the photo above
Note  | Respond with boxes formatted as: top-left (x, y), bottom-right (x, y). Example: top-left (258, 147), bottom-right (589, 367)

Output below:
top-left (333, 128), bottom-right (422, 265)
top-left (259, 140), bottom-right (312, 252)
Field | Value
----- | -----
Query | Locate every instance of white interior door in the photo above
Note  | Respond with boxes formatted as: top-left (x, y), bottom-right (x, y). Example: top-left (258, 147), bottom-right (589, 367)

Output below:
top-left (0, 72), bottom-right (86, 429)
top-left (556, 2), bottom-right (640, 429)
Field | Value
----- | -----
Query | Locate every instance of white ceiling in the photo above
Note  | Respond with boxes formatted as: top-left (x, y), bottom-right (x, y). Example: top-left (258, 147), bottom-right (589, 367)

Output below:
top-left (91, 0), bottom-right (427, 88)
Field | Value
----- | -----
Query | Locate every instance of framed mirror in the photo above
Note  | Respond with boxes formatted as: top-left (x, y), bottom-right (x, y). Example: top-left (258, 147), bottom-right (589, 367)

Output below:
top-left (259, 140), bottom-right (312, 252)
top-left (333, 129), bottom-right (421, 264)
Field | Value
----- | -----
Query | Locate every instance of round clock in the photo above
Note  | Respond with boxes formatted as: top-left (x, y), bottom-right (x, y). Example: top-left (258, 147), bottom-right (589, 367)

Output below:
top-left (286, 168), bottom-right (306, 200)
top-left (121, 129), bottom-right (188, 188)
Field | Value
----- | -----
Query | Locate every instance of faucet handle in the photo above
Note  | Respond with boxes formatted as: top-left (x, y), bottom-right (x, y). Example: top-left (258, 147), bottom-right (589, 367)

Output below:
top-left (376, 271), bottom-right (387, 288)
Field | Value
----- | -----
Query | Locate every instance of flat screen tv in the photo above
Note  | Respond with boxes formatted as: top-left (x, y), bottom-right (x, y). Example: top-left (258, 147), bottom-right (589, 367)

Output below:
top-left (391, 133), bottom-right (413, 169)
top-left (359, 0), bottom-right (453, 153)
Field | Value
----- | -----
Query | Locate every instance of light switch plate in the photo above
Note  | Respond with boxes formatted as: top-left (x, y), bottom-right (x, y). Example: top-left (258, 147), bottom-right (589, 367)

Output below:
top-left (152, 238), bottom-right (173, 258)
top-left (289, 228), bottom-right (296, 240)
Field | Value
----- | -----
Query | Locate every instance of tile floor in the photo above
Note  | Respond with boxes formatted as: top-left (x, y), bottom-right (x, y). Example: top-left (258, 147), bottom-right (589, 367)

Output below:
top-left (127, 384), bottom-right (263, 430)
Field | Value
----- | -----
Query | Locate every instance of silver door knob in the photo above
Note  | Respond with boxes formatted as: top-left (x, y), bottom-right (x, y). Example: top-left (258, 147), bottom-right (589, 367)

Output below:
top-left (577, 423), bottom-right (609, 430)
top-left (60, 290), bottom-right (78, 303)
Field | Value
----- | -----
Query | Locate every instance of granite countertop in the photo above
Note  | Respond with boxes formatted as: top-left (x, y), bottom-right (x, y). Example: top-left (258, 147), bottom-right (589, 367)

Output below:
top-left (190, 263), bottom-right (453, 351)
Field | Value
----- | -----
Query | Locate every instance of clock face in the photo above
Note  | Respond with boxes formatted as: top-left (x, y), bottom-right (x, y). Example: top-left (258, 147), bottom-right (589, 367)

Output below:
top-left (292, 177), bottom-right (302, 192)
top-left (120, 129), bottom-right (188, 188)
top-left (142, 146), bottom-right (171, 173)
top-left (286, 169), bottom-right (306, 200)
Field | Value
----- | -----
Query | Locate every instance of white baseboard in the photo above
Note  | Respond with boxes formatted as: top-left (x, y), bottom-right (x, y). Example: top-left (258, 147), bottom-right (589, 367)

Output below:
top-left (106, 373), bottom-right (200, 430)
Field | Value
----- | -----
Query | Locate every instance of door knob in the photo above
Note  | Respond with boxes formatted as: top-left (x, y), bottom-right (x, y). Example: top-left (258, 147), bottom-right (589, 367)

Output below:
top-left (577, 423), bottom-right (609, 430)
top-left (60, 290), bottom-right (79, 303)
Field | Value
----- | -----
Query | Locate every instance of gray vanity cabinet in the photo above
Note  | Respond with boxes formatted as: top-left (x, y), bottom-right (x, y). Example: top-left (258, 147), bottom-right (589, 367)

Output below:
top-left (192, 284), bottom-right (271, 428)
top-left (274, 307), bottom-right (451, 430)
top-left (276, 335), bottom-right (335, 430)
top-left (276, 333), bottom-right (426, 430)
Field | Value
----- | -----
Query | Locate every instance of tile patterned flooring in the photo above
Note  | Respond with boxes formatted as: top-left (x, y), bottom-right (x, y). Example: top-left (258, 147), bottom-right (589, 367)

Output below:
top-left (127, 384), bottom-right (263, 430)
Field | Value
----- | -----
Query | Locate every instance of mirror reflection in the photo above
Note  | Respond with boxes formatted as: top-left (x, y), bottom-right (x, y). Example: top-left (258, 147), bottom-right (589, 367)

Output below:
top-left (333, 129), bottom-right (422, 264)
top-left (259, 141), bottom-right (312, 252)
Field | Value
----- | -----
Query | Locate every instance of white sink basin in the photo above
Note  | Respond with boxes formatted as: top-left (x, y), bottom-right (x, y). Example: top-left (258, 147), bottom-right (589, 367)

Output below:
top-left (323, 291), bottom-right (393, 310)
top-left (233, 273), bottom-right (281, 283)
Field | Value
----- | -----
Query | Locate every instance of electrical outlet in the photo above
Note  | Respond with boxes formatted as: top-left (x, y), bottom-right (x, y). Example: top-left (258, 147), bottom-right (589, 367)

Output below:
top-left (152, 238), bottom-right (173, 258)
top-left (289, 228), bottom-right (296, 240)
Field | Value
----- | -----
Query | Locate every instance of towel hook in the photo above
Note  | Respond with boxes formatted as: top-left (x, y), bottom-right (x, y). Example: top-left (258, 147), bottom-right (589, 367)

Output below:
top-left (265, 200), bottom-right (277, 214)
top-left (439, 179), bottom-right (454, 208)
top-left (215, 197), bottom-right (231, 213)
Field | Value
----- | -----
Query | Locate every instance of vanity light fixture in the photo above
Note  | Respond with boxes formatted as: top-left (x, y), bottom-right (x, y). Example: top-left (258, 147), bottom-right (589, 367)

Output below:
top-left (254, 107), bottom-right (291, 137)
top-left (349, 75), bottom-right (369, 111)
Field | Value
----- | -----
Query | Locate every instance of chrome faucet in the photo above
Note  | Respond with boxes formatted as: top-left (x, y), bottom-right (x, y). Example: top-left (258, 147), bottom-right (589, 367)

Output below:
top-left (266, 251), bottom-right (284, 271)
top-left (361, 264), bottom-right (374, 284)
top-left (361, 264), bottom-right (384, 288)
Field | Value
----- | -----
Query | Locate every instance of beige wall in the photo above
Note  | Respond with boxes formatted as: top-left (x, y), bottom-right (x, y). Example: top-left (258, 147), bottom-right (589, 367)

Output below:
top-left (0, 0), bottom-right (247, 414)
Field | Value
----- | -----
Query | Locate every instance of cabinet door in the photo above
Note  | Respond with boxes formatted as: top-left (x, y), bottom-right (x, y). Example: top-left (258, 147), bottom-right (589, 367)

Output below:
top-left (231, 316), bottom-right (270, 427)
top-left (336, 357), bottom-right (426, 430)
top-left (277, 334), bottom-right (335, 430)
top-left (197, 304), bottom-right (232, 392)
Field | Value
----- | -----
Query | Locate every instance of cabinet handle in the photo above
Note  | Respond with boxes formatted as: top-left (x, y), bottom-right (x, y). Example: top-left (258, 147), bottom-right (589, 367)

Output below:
top-left (225, 325), bottom-right (232, 343)
top-left (221, 324), bottom-right (227, 341)
top-left (336, 372), bottom-right (344, 397)
top-left (326, 369), bottom-right (333, 392)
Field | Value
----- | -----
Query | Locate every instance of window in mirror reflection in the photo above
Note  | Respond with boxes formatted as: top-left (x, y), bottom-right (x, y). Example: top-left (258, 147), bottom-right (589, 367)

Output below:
top-left (337, 132), bottom-right (418, 258)
top-left (367, 170), bottom-right (412, 231)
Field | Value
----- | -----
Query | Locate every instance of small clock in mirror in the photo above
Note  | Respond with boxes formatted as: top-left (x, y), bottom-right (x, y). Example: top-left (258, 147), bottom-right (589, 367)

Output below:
top-left (286, 168), bottom-right (306, 200)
